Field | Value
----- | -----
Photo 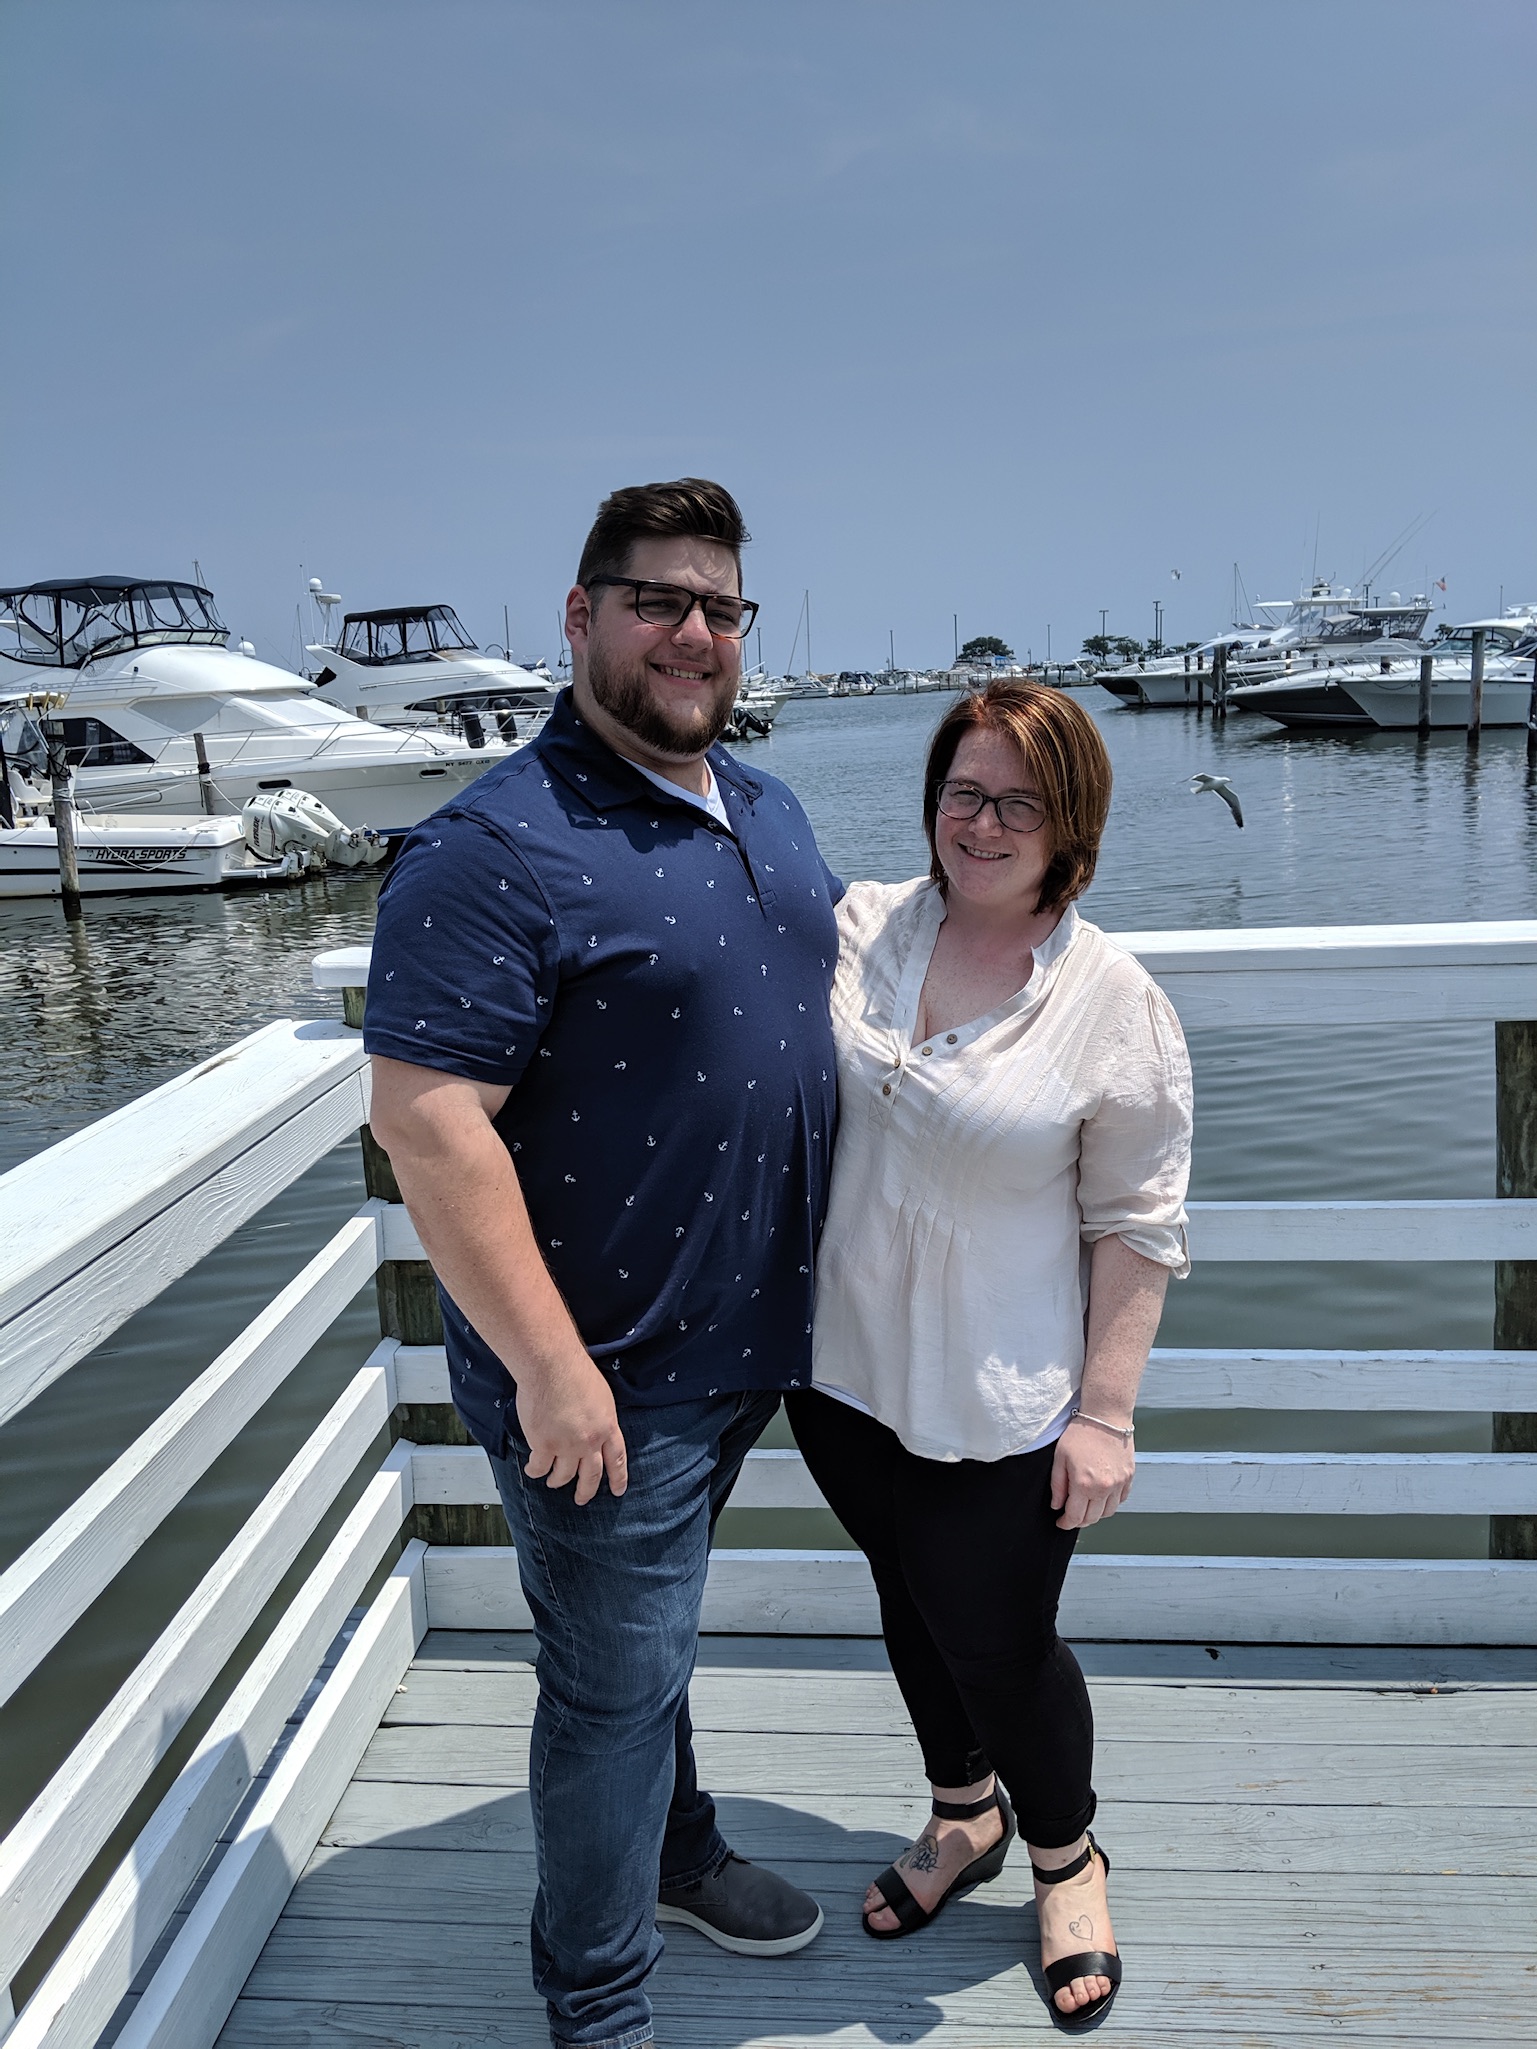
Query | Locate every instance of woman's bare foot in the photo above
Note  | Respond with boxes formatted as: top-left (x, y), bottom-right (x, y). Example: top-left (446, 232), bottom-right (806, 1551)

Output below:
top-left (1031, 1835), bottom-right (1116, 2016)
top-left (863, 1775), bottom-right (1005, 1932)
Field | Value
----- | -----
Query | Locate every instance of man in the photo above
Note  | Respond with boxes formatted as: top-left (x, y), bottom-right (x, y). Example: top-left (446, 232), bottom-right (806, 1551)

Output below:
top-left (365, 478), bottom-right (839, 2049)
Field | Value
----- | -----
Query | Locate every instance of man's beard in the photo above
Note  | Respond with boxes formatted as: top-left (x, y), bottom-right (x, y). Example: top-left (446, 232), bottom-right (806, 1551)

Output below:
top-left (586, 639), bottom-right (738, 756)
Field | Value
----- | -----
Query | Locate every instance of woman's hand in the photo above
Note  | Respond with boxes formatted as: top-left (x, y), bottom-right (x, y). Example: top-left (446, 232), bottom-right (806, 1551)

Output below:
top-left (1050, 1417), bottom-right (1135, 1530)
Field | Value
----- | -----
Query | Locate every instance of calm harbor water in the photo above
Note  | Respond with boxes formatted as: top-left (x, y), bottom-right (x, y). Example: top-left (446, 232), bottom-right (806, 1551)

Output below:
top-left (3, 687), bottom-right (1533, 1906)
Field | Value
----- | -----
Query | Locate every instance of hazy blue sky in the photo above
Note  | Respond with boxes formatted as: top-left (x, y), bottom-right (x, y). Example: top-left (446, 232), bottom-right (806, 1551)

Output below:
top-left (2, 1), bottom-right (1533, 673)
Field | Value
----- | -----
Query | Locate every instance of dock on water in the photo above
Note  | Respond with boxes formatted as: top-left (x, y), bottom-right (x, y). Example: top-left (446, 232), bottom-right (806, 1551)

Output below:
top-left (2, 923), bottom-right (1537, 2046)
top-left (214, 1629), bottom-right (1537, 2046)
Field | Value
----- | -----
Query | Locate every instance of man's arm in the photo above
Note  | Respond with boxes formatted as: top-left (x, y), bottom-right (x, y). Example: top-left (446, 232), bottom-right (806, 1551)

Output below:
top-left (368, 1055), bottom-right (627, 1504)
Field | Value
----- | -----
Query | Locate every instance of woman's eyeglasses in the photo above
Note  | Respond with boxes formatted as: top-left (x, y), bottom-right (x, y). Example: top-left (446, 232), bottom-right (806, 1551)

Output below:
top-left (586, 577), bottom-right (759, 640)
top-left (935, 780), bottom-right (1048, 834)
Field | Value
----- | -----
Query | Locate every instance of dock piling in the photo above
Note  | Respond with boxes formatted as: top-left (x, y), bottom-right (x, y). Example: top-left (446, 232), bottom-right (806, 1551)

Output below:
top-left (1417, 654), bottom-right (1433, 736)
top-left (1493, 1019), bottom-right (1537, 1560)
top-left (1467, 626), bottom-right (1486, 747)
top-left (42, 718), bottom-right (83, 920)
top-left (1527, 652), bottom-right (1537, 761)
top-left (192, 730), bottom-right (216, 815)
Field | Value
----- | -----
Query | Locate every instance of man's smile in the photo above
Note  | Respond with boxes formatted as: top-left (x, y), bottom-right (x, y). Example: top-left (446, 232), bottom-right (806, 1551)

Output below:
top-left (652, 660), bottom-right (713, 683)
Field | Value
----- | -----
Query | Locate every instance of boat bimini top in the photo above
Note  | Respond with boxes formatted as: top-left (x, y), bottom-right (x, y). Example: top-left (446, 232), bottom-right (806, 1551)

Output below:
top-left (336, 605), bottom-right (478, 666)
top-left (0, 578), bottom-right (228, 669)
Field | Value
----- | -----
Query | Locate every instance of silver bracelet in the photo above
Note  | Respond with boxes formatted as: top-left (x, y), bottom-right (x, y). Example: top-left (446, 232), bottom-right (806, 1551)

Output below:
top-left (1069, 1408), bottom-right (1135, 1445)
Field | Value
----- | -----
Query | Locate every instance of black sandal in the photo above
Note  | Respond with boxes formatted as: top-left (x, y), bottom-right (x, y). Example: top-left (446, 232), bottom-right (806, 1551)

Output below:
top-left (1032, 1832), bottom-right (1122, 2031)
top-left (861, 1781), bottom-right (1016, 1940)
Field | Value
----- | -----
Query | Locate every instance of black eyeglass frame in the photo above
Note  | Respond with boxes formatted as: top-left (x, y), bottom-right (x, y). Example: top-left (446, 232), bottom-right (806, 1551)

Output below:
top-left (935, 778), bottom-right (1049, 834)
top-left (584, 576), bottom-right (760, 640)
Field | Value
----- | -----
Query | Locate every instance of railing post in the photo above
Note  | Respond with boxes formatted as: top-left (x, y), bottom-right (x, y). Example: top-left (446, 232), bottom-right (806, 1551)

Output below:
top-left (343, 983), bottom-right (509, 1548)
top-left (1493, 1019), bottom-right (1537, 1559)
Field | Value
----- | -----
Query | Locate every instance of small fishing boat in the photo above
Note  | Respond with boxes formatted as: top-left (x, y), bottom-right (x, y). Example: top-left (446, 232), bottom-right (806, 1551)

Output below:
top-left (0, 811), bottom-right (306, 898)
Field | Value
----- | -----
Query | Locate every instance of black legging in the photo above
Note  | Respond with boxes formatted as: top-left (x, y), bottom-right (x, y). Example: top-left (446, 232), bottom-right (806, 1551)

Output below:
top-left (785, 1388), bottom-right (1096, 1849)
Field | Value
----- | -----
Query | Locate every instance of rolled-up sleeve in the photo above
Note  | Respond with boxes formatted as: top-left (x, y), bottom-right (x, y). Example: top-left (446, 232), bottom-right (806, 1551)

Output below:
top-left (363, 813), bottom-right (561, 1088)
top-left (1077, 982), bottom-right (1193, 1276)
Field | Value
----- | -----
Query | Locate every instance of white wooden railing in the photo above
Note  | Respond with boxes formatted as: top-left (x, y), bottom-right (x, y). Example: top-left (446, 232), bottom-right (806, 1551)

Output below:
top-left (0, 920), bottom-right (1534, 2046)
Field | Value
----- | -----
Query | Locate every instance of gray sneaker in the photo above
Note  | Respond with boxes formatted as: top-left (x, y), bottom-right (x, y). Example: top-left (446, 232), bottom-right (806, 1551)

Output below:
top-left (657, 1852), bottom-right (824, 1956)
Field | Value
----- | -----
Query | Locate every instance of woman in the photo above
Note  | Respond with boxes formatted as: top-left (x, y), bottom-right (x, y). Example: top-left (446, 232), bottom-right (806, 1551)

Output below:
top-left (786, 682), bottom-right (1191, 2031)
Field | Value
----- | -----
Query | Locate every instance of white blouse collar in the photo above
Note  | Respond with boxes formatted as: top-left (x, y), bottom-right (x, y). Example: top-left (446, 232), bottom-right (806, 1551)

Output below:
top-left (898, 887), bottom-right (1082, 1055)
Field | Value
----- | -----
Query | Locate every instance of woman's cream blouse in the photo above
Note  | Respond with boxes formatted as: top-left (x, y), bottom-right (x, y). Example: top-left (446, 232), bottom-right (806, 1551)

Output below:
top-left (811, 879), bottom-right (1193, 1463)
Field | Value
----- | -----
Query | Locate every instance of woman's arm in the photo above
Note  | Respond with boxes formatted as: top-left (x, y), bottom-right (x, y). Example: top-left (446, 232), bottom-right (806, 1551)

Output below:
top-left (1050, 1234), bottom-right (1169, 1531)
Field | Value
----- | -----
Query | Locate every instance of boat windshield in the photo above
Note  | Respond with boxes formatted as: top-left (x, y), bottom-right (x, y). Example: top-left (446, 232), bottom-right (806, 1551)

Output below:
top-left (338, 605), bottom-right (477, 666)
top-left (0, 580), bottom-right (227, 667)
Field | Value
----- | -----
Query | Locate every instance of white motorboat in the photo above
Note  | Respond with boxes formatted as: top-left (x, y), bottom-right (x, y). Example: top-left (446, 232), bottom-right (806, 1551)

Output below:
top-left (0, 697), bottom-right (388, 896)
top-left (0, 578), bottom-right (508, 834)
top-left (306, 600), bottom-right (557, 740)
top-left (0, 811), bottom-right (309, 898)
top-left (724, 671), bottom-right (793, 741)
top-left (1228, 609), bottom-right (1537, 729)
top-left (1097, 584), bottom-right (1435, 708)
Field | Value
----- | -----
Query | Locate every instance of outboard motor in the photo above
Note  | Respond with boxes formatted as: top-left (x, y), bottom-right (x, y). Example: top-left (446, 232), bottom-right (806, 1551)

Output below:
top-left (241, 790), bottom-right (388, 870)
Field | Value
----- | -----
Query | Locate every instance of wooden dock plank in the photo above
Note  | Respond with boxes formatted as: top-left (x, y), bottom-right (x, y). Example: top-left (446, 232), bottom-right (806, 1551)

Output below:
top-left (223, 1919), bottom-right (1535, 2041)
top-left (351, 1722), bottom-right (1537, 1805)
top-left (317, 1780), bottom-right (1537, 1874)
top-left (410, 1629), bottom-right (1537, 1683)
top-left (281, 1844), bottom-right (1527, 1951)
top-left (382, 1665), bottom-right (1537, 1744)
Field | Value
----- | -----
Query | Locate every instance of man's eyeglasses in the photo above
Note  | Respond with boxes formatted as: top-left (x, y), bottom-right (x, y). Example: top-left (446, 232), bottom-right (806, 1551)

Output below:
top-left (935, 779), bottom-right (1048, 834)
top-left (586, 577), bottom-right (760, 640)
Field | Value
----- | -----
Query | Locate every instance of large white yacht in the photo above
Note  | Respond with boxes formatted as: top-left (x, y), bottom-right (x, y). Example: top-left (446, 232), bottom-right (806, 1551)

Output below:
top-left (0, 577), bottom-right (507, 833)
top-left (1097, 584), bottom-right (1434, 709)
top-left (1227, 608), bottom-right (1537, 729)
top-left (306, 600), bottom-right (558, 739)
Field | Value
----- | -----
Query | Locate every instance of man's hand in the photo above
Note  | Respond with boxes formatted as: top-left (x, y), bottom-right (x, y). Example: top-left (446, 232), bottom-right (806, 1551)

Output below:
top-left (369, 1056), bottom-right (628, 1510)
top-left (1050, 1421), bottom-right (1134, 1530)
top-left (518, 1352), bottom-right (629, 1504)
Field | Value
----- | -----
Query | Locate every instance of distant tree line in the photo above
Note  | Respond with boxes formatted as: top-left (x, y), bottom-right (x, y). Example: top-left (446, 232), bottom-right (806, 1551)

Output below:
top-left (1080, 635), bottom-right (1202, 663)
top-left (958, 635), bottom-right (1014, 662)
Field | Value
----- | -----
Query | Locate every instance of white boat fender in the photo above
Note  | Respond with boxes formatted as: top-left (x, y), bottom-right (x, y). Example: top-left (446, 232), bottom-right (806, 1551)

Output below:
top-left (241, 790), bottom-right (388, 869)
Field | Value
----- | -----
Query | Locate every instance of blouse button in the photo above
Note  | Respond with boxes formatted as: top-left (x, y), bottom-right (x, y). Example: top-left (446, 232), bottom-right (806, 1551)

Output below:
top-left (920, 1045), bottom-right (933, 1057)
top-left (946, 1034), bottom-right (958, 1045)
top-left (881, 1082), bottom-right (892, 1096)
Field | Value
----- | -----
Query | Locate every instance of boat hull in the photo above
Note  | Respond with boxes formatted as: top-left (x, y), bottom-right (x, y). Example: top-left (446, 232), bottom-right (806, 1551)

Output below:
top-left (65, 752), bottom-right (501, 835)
top-left (0, 816), bottom-right (303, 897)
top-left (1231, 675), bottom-right (1536, 731)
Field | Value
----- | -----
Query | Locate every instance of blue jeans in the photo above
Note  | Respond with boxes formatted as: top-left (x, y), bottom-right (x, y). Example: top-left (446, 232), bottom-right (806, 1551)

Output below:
top-left (489, 1388), bottom-right (781, 2049)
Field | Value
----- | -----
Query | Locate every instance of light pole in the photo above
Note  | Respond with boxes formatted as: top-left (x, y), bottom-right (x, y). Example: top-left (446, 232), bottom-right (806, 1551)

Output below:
top-left (1153, 599), bottom-right (1163, 653)
top-left (1099, 608), bottom-right (1108, 643)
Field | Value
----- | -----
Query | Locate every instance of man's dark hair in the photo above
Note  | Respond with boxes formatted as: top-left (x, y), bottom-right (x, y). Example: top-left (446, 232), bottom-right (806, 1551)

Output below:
top-left (576, 478), bottom-right (750, 595)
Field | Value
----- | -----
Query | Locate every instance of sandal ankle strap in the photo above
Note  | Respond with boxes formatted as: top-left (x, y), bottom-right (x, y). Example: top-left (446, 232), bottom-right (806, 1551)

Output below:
top-left (930, 1785), bottom-right (1000, 1822)
top-left (1030, 1831), bottom-right (1098, 1885)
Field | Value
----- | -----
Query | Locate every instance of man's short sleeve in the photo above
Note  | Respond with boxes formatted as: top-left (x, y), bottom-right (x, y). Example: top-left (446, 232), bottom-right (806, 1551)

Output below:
top-left (363, 812), bottom-right (561, 1088)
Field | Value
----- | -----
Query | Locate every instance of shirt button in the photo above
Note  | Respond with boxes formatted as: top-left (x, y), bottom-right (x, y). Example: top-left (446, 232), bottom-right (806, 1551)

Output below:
top-left (920, 1045), bottom-right (933, 1057)
top-left (882, 1083), bottom-right (892, 1096)
top-left (946, 1034), bottom-right (958, 1045)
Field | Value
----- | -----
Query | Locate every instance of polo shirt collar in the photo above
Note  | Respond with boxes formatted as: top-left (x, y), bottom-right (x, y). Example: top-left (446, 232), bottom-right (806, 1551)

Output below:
top-left (536, 686), bottom-right (763, 819)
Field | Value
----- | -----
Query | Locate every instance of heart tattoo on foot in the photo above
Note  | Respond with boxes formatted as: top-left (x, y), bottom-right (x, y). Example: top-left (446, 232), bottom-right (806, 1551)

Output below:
top-left (1067, 1915), bottom-right (1093, 1940)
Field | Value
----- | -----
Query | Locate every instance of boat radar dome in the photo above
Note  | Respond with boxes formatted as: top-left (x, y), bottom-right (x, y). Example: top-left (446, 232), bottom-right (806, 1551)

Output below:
top-left (308, 578), bottom-right (323, 592)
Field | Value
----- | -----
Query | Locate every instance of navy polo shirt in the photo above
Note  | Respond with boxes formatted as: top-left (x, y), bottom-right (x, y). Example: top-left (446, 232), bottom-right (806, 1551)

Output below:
top-left (364, 689), bottom-right (841, 1456)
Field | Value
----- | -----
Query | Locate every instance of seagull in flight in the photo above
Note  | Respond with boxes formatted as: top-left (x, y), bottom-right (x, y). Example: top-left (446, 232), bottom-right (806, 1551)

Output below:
top-left (1190, 773), bottom-right (1244, 828)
